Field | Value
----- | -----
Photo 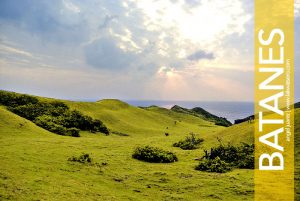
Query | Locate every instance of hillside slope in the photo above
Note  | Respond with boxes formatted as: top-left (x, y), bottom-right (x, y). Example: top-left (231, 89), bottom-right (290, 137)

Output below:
top-left (0, 92), bottom-right (254, 201)
top-left (170, 105), bottom-right (232, 127)
top-left (213, 108), bottom-right (300, 199)
top-left (0, 103), bottom-right (254, 201)
top-left (0, 91), bottom-right (298, 200)
top-left (65, 99), bottom-right (222, 138)
top-left (0, 106), bottom-right (52, 137)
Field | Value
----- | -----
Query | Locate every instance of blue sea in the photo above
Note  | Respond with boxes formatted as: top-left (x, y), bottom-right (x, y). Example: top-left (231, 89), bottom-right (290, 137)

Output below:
top-left (124, 100), bottom-right (254, 123)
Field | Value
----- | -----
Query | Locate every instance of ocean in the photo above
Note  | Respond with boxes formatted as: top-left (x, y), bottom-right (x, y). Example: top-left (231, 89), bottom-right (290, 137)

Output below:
top-left (124, 100), bottom-right (254, 123)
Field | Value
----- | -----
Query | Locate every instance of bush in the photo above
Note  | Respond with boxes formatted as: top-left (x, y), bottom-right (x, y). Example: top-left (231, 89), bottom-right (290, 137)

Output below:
top-left (235, 143), bottom-right (254, 169)
top-left (215, 119), bottom-right (232, 127)
top-left (67, 128), bottom-right (80, 137)
top-left (59, 110), bottom-right (109, 134)
top-left (132, 146), bottom-right (178, 163)
top-left (0, 91), bottom-right (38, 107)
top-left (68, 153), bottom-right (93, 164)
top-left (34, 115), bottom-right (67, 135)
top-left (173, 133), bottom-right (204, 150)
top-left (92, 119), bottom-right (109, 135)
top-left (8, 102), bottom-right (69, 121)
top-left (1, 91), bottom-right (110, 137)
top-left (195, 156), bottom-right (232, 173)
top-left (196, 142), bottom-right (254, 173)
top-left (203, 142), bottom-right (254, 168)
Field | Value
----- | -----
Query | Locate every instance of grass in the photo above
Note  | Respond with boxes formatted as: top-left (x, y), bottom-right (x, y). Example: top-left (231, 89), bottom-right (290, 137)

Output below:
top-left (0, 93), bottom-right (298, 200)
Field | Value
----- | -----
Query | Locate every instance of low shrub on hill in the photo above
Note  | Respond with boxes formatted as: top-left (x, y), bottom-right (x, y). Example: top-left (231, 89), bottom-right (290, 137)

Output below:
top-left (34, 116), bottom-right (67, 135)
top-left (0, 91), bottom-right (38, 107)
top-left (66, 128), bottom-right (80, 137)
top-left (195, 156), bottom-right (232, 173)
top-left (8, 102), bottom-right (69, 121)
top-left (68, 153), bottom-right (93, 164)
top-left (34, 115), bottom-right (80, 137)
top-left (215, 118), bottom-right (232, 127)
top-left (173, 133), bottom-right (204, 150)
top-left (0, 91), bottom-right (109, 136)
top-left (195, 142), bottom-right (254, 173)
top-left (132, 146), bottom-right (178, 163)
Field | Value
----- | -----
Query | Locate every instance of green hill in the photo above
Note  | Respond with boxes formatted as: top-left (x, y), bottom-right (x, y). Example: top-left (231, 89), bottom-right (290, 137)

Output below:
top-left (170, 105), bottom-right (232, 127)
top-left (0, 90), bottom-right (298, 200)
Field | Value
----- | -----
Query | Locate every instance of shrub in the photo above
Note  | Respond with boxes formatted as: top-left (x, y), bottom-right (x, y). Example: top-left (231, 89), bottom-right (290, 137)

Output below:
top-left (196, 142), bottom-right (254, 173)
top-left (236, 154), bottom-right (254, 169)
top-left (92, 119), bottom-right (109, 135)
top-left (235, 143), bottom-right (254, 169)
top-left (60, 110), bottom-right (109, 134)
top-left (34, 115), bottom-right (67, 135)
top-left (132, 146), bottom-right (178, 163)
top-left (68, 153), bottom-right (93, 164)
top-left (67, 128), bottom-right (80, 137)
top-left (8, 102), bottom-right (68, 121)
top-left (195, 156), bottom-right (232, 173)
top-left (203, 142), bottom-right (254, 168)
top-left (1, 91), bottom-right (109, 137)
top-left (9, 103), bottom-right (47, 121)
top-left (215, 119), bottom-right (232, 127)
top-left (0, 91), bottom-right (38, 107)
top-left (173, 133), bottom-right (204, 150)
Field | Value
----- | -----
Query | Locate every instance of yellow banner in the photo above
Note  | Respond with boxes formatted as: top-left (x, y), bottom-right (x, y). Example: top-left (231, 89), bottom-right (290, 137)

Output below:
top-left (255, 0), bottom-right (294, 200)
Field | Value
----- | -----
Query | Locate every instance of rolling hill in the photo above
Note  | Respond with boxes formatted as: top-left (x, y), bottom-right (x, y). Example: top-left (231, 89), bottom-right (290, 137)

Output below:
top-left (0, 90), bottom-right (298, 201)
top-left (170, 105), bottom-right (232, 127)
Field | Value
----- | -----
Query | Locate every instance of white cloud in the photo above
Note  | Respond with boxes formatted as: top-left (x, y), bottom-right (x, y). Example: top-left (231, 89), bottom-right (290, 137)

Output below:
top-left (295, 0), bottom-right (300, 16)
top-left (0, 0), bottom-right (261, 101)
top-left (0, 44), bottom-right (33, 57)
top-left (63, 0), bottom-right (81, 13)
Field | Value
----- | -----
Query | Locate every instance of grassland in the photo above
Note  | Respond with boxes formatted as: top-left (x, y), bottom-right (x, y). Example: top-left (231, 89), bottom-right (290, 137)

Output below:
top-left (0, 94), bottom-right (298, 201)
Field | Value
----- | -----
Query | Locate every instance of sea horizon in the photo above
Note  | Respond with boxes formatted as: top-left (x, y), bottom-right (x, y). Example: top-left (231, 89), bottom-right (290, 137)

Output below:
top-left (124, 100), bottom-right (254, 123)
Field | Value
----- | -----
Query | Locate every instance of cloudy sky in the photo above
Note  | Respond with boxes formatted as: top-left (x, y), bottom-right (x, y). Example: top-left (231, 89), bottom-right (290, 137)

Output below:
top-left (0, 0), bottom-right (299, 101)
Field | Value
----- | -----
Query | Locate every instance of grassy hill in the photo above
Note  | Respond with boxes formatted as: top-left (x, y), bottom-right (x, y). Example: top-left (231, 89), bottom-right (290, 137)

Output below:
top-left (0, 91), bottom-right (298, 200)
top-left (66, 100), bottom-right (219, 138)
top-left (170, 105), bottom-right (232, 127)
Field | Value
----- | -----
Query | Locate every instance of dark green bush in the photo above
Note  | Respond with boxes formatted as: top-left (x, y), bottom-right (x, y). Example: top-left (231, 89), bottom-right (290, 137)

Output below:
top-left (92, 119), bottom-right (109, 135)
top-left (8, 102), bottom-right (68, 121)
top-left (195, 156), bottom-right (232, 173)
top-left (0, 91), bottom-right (38, 107)
top-left (68, 153), bottom-right (93, 164)
top-left (132, 146), bottom-right (178, 163)
top-left (235, 143), bottom-right (254, 169)
top-left (196, 142), bottom-right (254, 173)
top-left (67, 128), bottom-right (80, 137)
top-left (203, 142), bottom-right (254, 168)
top-left (1, 90), bottom-right (110, 137)
top-left (58, 110), bottom-right (109, 134)
top-left (9, 103), bottom-right (46, 121)
top-left (34, 115), bottom-right (67, 135)
top-left (215, 119), bottom-right (232, 127)
top-left (173, 133), bottom-right (204, 150)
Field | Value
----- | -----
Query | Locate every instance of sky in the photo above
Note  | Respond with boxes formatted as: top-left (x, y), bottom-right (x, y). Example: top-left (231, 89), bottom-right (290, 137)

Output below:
top-left (0, 0), bottom-right (299, 102)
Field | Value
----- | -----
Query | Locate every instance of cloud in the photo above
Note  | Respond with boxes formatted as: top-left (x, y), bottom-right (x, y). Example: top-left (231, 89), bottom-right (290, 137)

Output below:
top-left (63, 0), bottom-right (81, 13)
top-left (295, 0), bottom-right (300, 16)
top-left (184, 0), bottom-right (201, 7)
top-left (2, 0), bottom-right (285, 101)
top-left (187, 50), bottom-right (214, 61)
top-left (0, 44), bottom-right (33, 58)
top-left (0, 0), bottom-right (87, 44)
top-left (84, 37), bottom-right (138, 70)
top-left (98, 15), bottom-right (117, 30)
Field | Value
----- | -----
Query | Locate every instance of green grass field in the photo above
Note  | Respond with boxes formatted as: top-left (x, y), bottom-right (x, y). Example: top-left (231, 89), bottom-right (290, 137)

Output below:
top-left (0, 94), bottom-right (299, 201)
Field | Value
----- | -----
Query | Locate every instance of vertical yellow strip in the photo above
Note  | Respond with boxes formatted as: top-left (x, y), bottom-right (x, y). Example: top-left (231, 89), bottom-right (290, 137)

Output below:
top-left (255, 0), bottom-right (294, 201)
